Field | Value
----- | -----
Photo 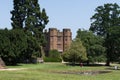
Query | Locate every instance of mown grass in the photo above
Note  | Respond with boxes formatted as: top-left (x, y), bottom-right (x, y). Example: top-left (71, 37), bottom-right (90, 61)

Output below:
top-left (0, 63), bottom-right (120, 80)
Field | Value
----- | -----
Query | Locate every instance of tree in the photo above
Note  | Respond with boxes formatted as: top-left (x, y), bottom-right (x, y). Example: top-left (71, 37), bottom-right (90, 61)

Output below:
top-left (0, 29), bottom-right (27, 65)
top-left (106, 26), bottom-right (120, 63)
top-left (0, 29), bottom-right (40, 65)
top-left (11, 0), bottom-right (49, 30)
top-left (11, 0), bottom-right (26, 29)
top-left (89, 3), bottom-right (120, 66)
top-left (20, 31), bottom-right (40, 63)
top-left (62, 39), bottom-right (87, 64)
top-left (76, 29), bottom-right (106, 64)
top-left (11, 0), bottom-right (49, 58)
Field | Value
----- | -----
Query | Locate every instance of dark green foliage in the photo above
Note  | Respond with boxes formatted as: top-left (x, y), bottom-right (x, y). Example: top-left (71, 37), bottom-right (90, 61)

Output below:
top-left (11, 0), bottom-right (26, 29)
top-left (11, 0), bottom-right (49, 29)
top-left (76, 29), bottom-right (106, 63)
top-left (10, 0), bottom-right (49, 64)
top-left (44, 50), bottom-right (62, 62)
top-left (90, 3), bottom-right (120, 65)
top-left (44, 57), bottom-right (61, 62)
top-left (49, 50), bottom-right (61, 58)
top-left (0, 29), bottom-right (39, 65)
top-left (20, 31), bottom-right (40, 63)
top-left (11, 0), bottom-right (49, 45)
top-left (24, 1), bottom-right (49, 46)
top-left (106, 26), bottom-right (120, 62)
top-left (90, 3), bottom-right (120, 36)
top-left (0, 29), bottom-right (27, 65)
top-left (62, 39), bottom-right (87, 64)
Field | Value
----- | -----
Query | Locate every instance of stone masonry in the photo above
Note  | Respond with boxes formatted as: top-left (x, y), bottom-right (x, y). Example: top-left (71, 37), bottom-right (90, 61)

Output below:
top-left (44, 28), bottom-right (72, 56)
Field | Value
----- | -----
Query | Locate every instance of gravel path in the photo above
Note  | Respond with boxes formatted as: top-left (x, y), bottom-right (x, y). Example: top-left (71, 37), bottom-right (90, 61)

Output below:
top-left (0, 68), bottom-right (26, 71)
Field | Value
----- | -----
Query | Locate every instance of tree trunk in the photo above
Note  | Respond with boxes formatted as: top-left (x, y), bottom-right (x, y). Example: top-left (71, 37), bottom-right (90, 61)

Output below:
top-left (86, 60), bottom-right (90, 66)
top-left (40, 46), bottom-right (45, 58)
top-left (105, 34), bottom-right (110, 66)
top-left (106, 59), bottom-right (110, 66)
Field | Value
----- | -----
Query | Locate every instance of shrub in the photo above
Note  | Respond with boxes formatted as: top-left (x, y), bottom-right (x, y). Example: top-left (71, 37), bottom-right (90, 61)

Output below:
top-left (44, 50), bottom-right (62, 62)
top-left (44, 57), bottom-right (61, 62)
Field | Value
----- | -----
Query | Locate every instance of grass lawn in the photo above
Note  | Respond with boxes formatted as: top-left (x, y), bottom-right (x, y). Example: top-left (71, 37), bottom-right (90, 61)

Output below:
top-left (0, 63), bottom-right (120, 80)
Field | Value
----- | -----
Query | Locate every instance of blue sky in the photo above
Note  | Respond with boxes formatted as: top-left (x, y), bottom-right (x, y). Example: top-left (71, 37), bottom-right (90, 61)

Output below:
top-left (0, 0), bottom-right (120, 38)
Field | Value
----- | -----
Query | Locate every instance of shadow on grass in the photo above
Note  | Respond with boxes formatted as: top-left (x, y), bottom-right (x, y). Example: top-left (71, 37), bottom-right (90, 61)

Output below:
top-left (65, 63), bottom-right (105, 67)
top-left (52, 70), bottom-right (112, 75)
top-left (106, 66), bottom-right (120, 70)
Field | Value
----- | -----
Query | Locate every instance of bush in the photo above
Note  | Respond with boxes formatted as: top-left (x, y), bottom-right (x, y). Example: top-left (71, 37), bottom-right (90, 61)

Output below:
top-left (44, 50), bottom-right (62, 62)
top-left (44, 57), bottom-right (61, 62)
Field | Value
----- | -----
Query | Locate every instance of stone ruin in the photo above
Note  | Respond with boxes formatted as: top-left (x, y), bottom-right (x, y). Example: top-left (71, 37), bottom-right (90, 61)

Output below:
top-left (0, 57), bottom-right (5, 69)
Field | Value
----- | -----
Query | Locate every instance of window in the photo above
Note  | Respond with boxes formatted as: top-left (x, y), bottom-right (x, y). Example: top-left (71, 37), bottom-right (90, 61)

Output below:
top-left (57, 44), bottom-right (61, 49)
top-left (50, 37), bottom-right (53, 42)
top-left (57, 36), bottom-right (61, 41)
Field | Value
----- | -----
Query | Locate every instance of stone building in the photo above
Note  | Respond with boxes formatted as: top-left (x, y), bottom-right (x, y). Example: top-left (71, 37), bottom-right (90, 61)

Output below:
top-left (44, 28), bottom-right (72, 56)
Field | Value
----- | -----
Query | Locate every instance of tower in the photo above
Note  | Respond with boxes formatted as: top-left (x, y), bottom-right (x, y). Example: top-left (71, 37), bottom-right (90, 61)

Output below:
top-left (57, 30), bottom-right (63, 53)
top-left (63, 29), bottom-right (72, 51)
top-left (49, 28), bottom-right (58, 50)
top-left (44, 28), bottom-right (72, 55)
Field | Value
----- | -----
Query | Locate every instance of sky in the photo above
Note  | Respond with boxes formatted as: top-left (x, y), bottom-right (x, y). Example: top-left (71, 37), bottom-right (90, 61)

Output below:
top-left (0, 0), bottom-right (120, 39)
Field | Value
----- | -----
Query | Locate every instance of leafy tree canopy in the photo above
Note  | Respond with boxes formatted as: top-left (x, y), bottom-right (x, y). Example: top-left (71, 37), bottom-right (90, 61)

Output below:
top-left (11, 0), bottom-right (49, 59)
top-left (76, 29), bottom-right (106, 63)
top-left (62, 39), bottom-right (87, 64)
top-left (89, 3), bottom-right (120, 65)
